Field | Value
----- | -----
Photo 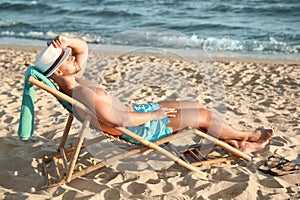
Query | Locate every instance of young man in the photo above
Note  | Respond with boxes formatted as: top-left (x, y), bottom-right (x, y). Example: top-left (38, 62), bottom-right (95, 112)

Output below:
top-left (34, 35), bottom-right (274, 154)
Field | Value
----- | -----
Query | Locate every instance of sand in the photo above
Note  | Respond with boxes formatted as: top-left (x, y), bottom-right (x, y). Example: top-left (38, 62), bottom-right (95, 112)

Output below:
top-left (0, 44), bottom-right (299, 199)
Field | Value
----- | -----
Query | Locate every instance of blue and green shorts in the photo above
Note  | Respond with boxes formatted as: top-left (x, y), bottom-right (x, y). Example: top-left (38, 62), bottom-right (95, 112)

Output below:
top-left (120, 102), bottom-right (173, 144)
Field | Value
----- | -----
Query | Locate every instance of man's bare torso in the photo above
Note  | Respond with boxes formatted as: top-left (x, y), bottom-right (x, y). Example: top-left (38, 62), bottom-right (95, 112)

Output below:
top-left (71, 78), bottom-right (132, 136)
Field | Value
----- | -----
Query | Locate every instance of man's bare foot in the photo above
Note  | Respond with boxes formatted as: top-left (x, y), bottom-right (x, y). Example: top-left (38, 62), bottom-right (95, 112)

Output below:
top-left (225, 139), bottom-right (269, 154)
top-left (240, 140), bottom-right (269, 154)
top-left (248, 128), bottom-right (274, 143)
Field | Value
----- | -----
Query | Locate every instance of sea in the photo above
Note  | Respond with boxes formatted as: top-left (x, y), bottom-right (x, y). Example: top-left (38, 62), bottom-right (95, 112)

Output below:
top-left (0, 0), bottom-right (299, 60)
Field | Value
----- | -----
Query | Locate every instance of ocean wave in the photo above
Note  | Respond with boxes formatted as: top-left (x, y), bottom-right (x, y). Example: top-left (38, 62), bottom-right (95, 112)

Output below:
top-left (238, 5), bottom-right (300, 15)
top-left (0, 1), bottom-right (51, 11)
top-left (0, 19), bottom-right (17, 27)
top-left (0, 20), bottom-right (35, 29)
top-left (0, 31), bottom-right (62, 41)
top-left (106, 28), bottom-right (300, 53)
top-left (0, 30), bottom-right (299, 54)
top-left (76, 9), bottom-right (143, 18)
top-left (208, 3), bottom-right (300, 15)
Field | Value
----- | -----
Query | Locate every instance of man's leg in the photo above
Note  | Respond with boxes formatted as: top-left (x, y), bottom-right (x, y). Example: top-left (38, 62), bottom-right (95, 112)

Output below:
top-left (159, 100), bottom-right (203, 109)
top-left (166, 108), bottom-right (273, 153)
top-left (162, 104), bottom-right (273, 143)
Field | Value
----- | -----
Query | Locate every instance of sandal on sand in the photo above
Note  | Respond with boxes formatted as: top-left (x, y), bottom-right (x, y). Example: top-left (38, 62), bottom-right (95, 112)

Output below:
top-left (258, 155), bottom-right (290, 173)
top-left (270, 161), bottom-right (300, 176)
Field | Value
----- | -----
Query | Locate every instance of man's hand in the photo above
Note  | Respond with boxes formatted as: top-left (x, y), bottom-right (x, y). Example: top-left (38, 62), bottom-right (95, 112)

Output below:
top-left (150, 108), bottom-right (177, 121)
top-left (47, 35), bottom-right (69, 49)
top-left (46, 35), bottom-right (89, 68)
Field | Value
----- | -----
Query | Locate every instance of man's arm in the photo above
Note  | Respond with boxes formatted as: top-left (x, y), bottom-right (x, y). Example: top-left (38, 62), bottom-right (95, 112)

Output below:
top-left (49, 35), bottom-right (88, 67)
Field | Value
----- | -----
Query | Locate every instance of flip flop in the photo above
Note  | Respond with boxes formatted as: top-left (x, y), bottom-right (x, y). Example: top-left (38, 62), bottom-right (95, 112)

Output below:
top-left (269, 161), bottom-right (300, 176)
top-left (258, 155), bottom-right (290, 174)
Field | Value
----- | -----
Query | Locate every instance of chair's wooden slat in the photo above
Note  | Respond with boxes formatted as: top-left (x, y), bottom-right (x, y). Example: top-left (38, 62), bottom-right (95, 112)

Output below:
top-left (191, 156), bottom-right (237, 166)
top-left (60, 148), bottom-right (69, 171)
top-left (187, 149), bottom-right (202, 161)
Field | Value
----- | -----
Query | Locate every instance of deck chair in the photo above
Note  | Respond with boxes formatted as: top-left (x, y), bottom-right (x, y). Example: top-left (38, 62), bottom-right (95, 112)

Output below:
top-left (20, 61), bottom-right (251, 189)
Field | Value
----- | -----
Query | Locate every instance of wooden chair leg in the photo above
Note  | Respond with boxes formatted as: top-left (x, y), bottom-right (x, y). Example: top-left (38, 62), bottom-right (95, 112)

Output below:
top-left (66, 115), bottom-right (91, 182)
top-left (58, 114), bottom-right (74, 151)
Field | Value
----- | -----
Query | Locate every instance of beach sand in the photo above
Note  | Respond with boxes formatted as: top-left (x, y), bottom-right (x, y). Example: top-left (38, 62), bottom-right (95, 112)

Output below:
top-left (0, 44), bottom-right (299, 199)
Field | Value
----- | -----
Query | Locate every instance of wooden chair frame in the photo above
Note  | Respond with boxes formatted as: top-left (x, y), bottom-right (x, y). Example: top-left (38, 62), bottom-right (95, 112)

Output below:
top-left (25, 67), bottom-right (251, 189)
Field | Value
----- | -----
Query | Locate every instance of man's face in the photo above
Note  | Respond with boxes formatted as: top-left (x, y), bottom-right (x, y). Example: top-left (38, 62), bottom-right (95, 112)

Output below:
top-left (58, 56), bottom-right (81, 76)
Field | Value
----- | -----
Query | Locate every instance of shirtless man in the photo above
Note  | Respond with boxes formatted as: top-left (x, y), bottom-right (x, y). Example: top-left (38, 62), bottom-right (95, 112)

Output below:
top-left (34, 35), bottom-right (274, 154)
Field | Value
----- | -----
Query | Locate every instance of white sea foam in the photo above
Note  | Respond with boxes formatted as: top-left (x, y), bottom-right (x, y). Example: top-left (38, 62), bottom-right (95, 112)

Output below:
top-left (1, 30), bottom-right (299, 55)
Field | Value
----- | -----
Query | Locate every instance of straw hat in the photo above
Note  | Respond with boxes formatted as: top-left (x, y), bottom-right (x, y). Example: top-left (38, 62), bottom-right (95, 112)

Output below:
top-left (34, 44), bottom-right (71, 77)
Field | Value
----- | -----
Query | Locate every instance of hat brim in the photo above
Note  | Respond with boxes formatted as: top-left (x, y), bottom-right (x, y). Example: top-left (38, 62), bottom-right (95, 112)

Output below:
top-left (44, 47), bottom-right (72, 77)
